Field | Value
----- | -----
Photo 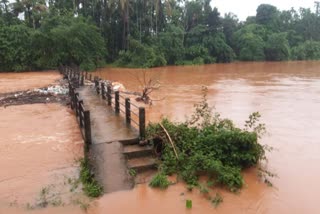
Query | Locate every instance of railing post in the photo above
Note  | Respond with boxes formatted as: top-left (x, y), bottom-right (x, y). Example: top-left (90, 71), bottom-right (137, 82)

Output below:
top-left (69, 85), bottom-right (74, 109)
top-left (68, 83), bottom-right (72, 97)
top-left (85, 72), bottom-right (88, 80)
top-left (101, 82), bottom-right (105, 99)
top-left (89, 74), bottom-right (92, 81)
top-left (81, 72), bottom-right (84, 86)
top-left (125, 98), bottom-right (131, 124)
top-left (79, 100), bottom-right (84, 127)
top-left (139, 107), bottom-right (146, 140)
top-left (95, 77), bottom-right (100, 94)
top-left (107, 84), bottom-right (112, 105)
top-left (75, 93), bottom-right (79, 117)
top-left (73, 91), bottom-right (76, 111)
top-left (72, 88), bottom-right (76, 110)
top-left (84, 110), bottom-right (92, 145)
top-left (115, 91), bottom-right (120, 114)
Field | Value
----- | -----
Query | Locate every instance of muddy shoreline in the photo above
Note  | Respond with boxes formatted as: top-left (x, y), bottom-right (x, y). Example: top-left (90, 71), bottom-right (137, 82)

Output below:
top-left (0, 79), bottom-right (69, 107)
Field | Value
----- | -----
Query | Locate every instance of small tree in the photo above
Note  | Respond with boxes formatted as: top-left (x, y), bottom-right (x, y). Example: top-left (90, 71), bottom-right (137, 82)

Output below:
top-left (265, 33), bottom-right (290, 61)
top-left (131, 70), bottom-right (161, 104)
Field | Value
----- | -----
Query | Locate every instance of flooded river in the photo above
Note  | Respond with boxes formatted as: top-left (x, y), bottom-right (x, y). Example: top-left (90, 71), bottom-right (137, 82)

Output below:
top-left (0, 71), bottom-right (61, 93)
top-left (1, 61), bottom-right (320, 213)
top-left (0, 72), bottom-right (87, 213)
top-left (0, 104), bottom-right (85, 213)
top-left (93, 61), bottom-right (320, 213)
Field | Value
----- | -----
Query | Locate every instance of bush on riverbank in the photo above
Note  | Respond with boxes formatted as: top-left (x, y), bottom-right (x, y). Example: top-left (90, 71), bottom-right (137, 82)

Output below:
top-left (115, 39), bottom-right (167, 68)
top-left (0, 15), bottom-right (106, 72)
top-left (147, 88), bottom-right (268, 192)
top-left (79, 158), bottom-right (103, 198)
top-left (291, 40), bottom-right (320, 60)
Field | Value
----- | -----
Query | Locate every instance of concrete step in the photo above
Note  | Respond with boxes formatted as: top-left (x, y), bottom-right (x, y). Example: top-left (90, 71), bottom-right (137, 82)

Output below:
top-left (123, 144), bottom-right (153, 158)
top-left (120, 138), bottom-right (140, 146)
top-left (127, 157), bottom-right (157, 173)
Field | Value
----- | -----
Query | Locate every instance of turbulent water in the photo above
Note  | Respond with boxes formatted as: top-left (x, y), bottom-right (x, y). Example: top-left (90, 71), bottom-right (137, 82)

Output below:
top-left (1, 61), bottom-right (320, 213)
top-left (0, 71), bottom-right (61, 94)
top-left (0, 73), bottom-right (87, 213)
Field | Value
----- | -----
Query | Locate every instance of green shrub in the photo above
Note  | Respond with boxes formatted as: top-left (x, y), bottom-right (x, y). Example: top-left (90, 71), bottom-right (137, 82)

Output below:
top-left (291, 40), bottom-right (320, 60)
top-left (80, 59), bottom-right (96, 71)
top-left (115, 39), bottom-right (167, 68)
top-left (265, 33), bottom-right (290, 61)
top-left (192, 57), bottom-right (205, 65)
top-left (212, 193), bottom-right (223, 207)
top-left (186, 200), bottom-right (193, 209)
top-left (79, 158), bottom-right (103, 197)
top-left (149, 173), bottom-right (171, 189)
top-left (146, 88), bottom-right (268, 192)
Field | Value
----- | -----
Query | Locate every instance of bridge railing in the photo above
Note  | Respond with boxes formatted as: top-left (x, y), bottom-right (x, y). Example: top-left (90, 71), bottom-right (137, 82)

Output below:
top-left (95, 78), bottom-right (146, 140)
top-left (60, 66), bottom-right (92, 146)
top-left (60, 66), bottom-right (146, 140)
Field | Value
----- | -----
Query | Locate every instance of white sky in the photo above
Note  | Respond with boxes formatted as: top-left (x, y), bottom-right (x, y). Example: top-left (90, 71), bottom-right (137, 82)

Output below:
top-left (212, 0), bottom-right (316, 20)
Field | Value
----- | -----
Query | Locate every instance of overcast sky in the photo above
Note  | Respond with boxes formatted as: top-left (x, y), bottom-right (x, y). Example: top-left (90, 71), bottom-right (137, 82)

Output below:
top-left (212, 0), bottom-right (316, 20)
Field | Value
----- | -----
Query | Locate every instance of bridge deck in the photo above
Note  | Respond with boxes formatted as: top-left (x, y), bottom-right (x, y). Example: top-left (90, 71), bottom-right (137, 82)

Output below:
top-left (77, 86), bottom-right (138, 144)
top-left (77, 85), bottom-right (138, 193)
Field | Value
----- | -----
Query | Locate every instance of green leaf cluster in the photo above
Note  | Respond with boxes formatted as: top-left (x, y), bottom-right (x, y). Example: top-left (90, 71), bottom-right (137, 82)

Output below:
top-left (115, 39), bottom-right (166, 68)
top-left (149, 173), bottom-right (171, 189)
top-left (0, 15), bottom-right (106, 71)
top-left (147, 91), bottom-right (267, 191)
top-left (79, 158), bottom-right (103, 198)
top-left (2, 1), bottom-right (320, 71)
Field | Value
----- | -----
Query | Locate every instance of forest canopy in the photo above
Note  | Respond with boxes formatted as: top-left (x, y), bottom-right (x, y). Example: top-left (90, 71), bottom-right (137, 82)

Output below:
top-left (1, 0), bottom-right (320, 71)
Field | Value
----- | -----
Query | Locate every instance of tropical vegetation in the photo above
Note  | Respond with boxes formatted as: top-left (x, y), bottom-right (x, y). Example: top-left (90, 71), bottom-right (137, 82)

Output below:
top-left (147, 88), bottom-right (271, 192)
top-left (1, 0), bottom-right (320, 71)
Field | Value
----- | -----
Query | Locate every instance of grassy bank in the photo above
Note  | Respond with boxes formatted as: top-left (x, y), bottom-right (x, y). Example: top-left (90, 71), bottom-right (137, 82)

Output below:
top-left (79, 158), bottom-right (103, 198)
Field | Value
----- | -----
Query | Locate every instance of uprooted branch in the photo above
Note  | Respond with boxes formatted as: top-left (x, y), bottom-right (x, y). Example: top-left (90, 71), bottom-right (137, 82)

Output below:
top-left (131, 70), bottom-right (163, 104)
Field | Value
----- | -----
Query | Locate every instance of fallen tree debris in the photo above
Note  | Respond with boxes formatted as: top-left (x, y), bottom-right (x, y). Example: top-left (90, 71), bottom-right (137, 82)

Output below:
top-left (0, 81), bottom-right (69, 107)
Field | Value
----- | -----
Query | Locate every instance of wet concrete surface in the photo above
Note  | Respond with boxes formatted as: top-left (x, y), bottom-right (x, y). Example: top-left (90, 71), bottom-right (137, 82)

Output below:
top-left (77, 86), bottom-right (138, 144)
top-left (77, 86), bottom-right (138, 193)
top-left (91, 142), bottom-right (133, 193)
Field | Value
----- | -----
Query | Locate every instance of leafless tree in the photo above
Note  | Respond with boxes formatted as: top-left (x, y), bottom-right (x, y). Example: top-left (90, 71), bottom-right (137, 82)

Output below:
top-left (129, 69), bottom-right (162, 104)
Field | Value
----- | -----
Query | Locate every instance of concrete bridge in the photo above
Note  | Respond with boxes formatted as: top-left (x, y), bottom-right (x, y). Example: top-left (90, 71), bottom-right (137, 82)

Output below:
top-left (61, 67), bottom-right (157, 194)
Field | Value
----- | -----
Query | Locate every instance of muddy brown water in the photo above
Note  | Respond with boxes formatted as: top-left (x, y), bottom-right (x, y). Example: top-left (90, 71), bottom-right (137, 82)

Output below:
top-left (1, 61), bottom-right (320, 213)
top-left (0, 103), bottom-right (86, 213)
top-left (92, 61), bottom-right (320, 214)
top-left (0, 71), bottom-right (61, 94)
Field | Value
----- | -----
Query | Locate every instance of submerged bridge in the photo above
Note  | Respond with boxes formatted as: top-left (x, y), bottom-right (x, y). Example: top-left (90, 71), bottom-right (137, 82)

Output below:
top-left (60, 66), bottom-right (157, 193)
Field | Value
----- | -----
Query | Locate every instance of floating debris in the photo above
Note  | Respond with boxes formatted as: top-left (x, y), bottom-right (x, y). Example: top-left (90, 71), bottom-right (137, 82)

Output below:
top-left (0, 81), bottom-right (70, 107)
top-left (34, 85), bottom-right (69, 95)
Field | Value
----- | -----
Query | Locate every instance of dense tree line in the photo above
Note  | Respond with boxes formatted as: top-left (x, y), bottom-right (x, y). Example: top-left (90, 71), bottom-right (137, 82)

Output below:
top-left (1, 0), bottom-right (320, 71)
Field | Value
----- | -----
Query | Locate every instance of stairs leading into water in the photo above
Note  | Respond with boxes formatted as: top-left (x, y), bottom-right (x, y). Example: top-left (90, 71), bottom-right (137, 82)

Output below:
top-left (121, 139), bottom-right (158, 184)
